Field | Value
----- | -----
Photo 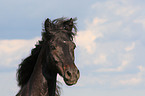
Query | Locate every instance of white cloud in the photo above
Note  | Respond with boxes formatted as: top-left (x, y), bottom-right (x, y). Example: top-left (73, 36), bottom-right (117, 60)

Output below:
top-left (92, 0), bottom-right (139, 17)
top-left (75, 0), bottom-right (143, 88)
top-left (138, 66), bottom-right (145, 78)
top-left (79, 66), bottom-right (145, 87)
top-left (92, 17), bottom-right (107, 25)
top-left (76, 30), bottom-right (103, 54)
top-left (0, 71), bottom-right (19, 96)
top-left (94, 54), bottom-right (107, 65)
top-left (76, 17), bottom-right (105, 54)
top-left (138, 66), bottom-right (145, 72)
top-left (96, 60), bottom-right (130, 72)
top-left (116, 66), bottom-right (145, 86)
top-left (134, 18), bottom-right (145, 29)
top-left (0, 37), bottom-right (40, 67)
top-left (125, 42), bottom-right (135, 51)
top-left (119, 78), bottom-right (142, 85)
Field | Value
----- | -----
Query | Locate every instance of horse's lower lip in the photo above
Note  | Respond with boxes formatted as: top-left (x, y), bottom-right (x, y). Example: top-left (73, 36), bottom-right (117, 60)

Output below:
top-left (64, 78), bottom-right (78, 86)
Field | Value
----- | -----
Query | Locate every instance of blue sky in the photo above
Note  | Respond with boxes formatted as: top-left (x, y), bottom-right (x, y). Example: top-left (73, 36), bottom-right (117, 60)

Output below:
top-left (0, 0), bottom-right (145, 96)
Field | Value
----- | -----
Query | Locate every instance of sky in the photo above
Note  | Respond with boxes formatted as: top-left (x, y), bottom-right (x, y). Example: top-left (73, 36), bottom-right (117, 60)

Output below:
top-left (0, 0), bottom-right (145, 96)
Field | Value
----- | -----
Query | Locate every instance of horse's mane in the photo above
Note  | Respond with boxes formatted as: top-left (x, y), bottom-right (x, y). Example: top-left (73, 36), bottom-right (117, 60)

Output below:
top-left (42, 17), bottom-right (77, 41)
top-left (16, 17), bottom-right (77, 96)
top-left (17, 40), bottom-right (43, 87)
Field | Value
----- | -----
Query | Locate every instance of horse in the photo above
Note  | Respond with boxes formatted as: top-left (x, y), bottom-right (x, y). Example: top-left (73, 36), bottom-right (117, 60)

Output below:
top-left (16, 17), bottom-right (80, 96)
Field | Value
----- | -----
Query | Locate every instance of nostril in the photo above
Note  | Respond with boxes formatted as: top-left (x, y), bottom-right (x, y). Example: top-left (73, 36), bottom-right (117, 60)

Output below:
top-left (67, 71), bottom-right (71, 77)
top-left (77, 70), bottom-right (79, 74)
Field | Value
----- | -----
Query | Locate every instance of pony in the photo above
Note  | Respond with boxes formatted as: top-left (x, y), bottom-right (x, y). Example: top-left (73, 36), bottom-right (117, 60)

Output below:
top-left (16, 17), bottom-right (80, 96)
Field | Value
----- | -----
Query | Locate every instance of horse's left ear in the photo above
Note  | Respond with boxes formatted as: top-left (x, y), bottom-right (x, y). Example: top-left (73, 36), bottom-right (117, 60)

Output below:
top-left (63, 18), bottom-right (73, 31)
top-left (44, 18), bottom-right (52, 32)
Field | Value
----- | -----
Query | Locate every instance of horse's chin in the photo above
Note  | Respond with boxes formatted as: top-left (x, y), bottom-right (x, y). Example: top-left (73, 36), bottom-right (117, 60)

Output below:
top-left (57, 73), bottom-right (77, 86)
top-left (58, 71), bottom-right (78, 86)
top-left (64, 78), bottom-right (78, 86)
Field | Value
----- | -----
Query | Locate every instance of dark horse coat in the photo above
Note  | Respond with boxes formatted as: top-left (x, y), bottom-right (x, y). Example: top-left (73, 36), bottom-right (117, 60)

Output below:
top-left (16, 18), bottom-right (80, 96)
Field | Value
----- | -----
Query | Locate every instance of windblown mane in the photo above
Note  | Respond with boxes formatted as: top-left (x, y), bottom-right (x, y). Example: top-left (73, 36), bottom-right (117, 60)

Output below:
top-left (42, 17), bottom-right (77, 41)
top-left (16, 17), bottom-right (77, 96)
top-left (17, 40), bottom-right (43, 87)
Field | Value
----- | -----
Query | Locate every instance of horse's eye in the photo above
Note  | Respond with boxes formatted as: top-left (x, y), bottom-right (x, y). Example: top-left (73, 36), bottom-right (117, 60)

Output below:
top-left (51, 46), bottom-right (56, 50)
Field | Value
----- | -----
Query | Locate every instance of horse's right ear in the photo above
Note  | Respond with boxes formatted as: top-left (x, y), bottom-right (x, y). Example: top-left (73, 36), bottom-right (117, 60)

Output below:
top-left (44, 18), bottom-right (51, 32)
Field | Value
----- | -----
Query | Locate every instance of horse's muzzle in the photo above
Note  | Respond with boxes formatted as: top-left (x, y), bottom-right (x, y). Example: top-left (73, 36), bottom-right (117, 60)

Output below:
top-left (63, 65), bottom-right (80, 86)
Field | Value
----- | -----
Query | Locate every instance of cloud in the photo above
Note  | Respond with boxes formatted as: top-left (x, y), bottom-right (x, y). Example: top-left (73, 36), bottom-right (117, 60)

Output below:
top-left (96, 60), bottom-right (130, 72)
top-left (116, 66), bottom-right (145, 86)
top-left (119, 78), bottom-right (142, 85)
top-left (78, 66), bottom-right (145, 88)
top-left (125, 42), bottom-right (135, 51)
top-left (0, 71), bottom-right (19, 96)
top-left (76, 17), bottom-right (105, 54)
top-left (138, 66), bottom-right (145, 78)
top-left (0, 37), bottom-right (40, 68)
top-left (138, 66), bottom-right (145, 72)
top-left (76, 30), bottom-right (103, 54)
top-left (92, 0), bottom-right (139, 17)
top-left (74, 0), bottom-right (145, 89)
top-left (134, 17), bottom-right (145, 29)
top-left (1, 1), bottom-right (145, 96)
top-left (92, 17), bottom-right (107, 25)
top-left (94, 54), bottom-right (107, 65)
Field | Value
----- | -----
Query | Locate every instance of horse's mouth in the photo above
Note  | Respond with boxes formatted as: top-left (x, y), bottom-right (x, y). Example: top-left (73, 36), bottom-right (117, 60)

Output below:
top-left (64, 78), bottom-right (78, 86)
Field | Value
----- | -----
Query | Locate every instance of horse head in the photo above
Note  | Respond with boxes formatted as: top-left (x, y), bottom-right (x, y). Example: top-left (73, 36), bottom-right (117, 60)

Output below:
top-left (43, 18), bottom-right (80, 86)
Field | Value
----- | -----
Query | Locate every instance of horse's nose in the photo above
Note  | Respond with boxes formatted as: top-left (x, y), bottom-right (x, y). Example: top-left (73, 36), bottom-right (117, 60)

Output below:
top-left (64, 68), bottom-right (80, 80)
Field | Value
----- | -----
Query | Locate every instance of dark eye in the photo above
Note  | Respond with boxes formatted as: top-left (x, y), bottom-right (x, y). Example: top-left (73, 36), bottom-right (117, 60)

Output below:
top-left (51, 46), bottom-right (56, 50)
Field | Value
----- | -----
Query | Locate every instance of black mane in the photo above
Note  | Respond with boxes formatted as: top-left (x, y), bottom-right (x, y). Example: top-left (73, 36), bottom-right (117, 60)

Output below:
top-left (16, 17), bottom-right (77, 96)
top-left (17, 40), bottom-right (43, 87)
top-left (42, 17), bottom-right (77, 41)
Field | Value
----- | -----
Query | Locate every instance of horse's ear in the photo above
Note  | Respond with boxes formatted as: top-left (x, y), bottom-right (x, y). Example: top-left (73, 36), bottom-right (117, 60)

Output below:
top-left (44, 18), bottom-right (52, 32)
top-left (63, 18), bottom-right (74, 31)
top-left (70, 18), bottom-right (73, 23)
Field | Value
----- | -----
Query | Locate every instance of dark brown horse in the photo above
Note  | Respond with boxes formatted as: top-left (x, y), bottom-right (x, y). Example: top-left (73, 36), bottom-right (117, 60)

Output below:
top-left (16, 18), bottom-right (80, 96)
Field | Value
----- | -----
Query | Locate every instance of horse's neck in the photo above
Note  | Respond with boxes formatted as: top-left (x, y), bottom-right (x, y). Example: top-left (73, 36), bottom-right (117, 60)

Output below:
top-left (26, 46), bottom-right (57, 96)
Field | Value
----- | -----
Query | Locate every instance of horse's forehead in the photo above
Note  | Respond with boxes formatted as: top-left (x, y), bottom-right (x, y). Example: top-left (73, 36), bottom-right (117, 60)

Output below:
top-left (55, 32), bottom-right (69, 41)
